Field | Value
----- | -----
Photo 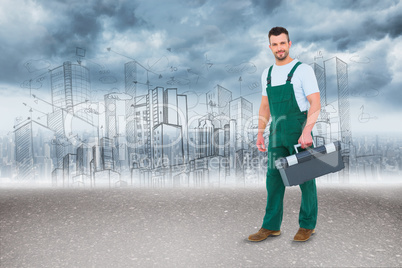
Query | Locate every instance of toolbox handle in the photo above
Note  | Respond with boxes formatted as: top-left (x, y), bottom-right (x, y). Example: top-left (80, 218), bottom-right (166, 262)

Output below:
top-left (294, 140), bottom-right (316, 154)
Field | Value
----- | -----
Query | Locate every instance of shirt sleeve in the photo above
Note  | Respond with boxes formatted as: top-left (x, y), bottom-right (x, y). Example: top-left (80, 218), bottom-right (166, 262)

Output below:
top-left (261, 68), bottom-right (269, 96)
top-left (300, 64), bottom-right (320, 96)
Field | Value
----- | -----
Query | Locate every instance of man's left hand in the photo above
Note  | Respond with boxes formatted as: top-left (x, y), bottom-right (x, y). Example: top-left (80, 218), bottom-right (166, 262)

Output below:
top-left (298, 131), bottom-right (313, 149)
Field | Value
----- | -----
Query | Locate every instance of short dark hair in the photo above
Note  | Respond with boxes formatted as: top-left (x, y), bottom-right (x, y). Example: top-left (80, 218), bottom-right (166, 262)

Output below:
top-left (268, 27), bottom-right (289, 43)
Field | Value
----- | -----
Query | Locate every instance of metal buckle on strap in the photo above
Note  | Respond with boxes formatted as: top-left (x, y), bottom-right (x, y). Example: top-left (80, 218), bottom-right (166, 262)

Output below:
top-left (267, 78), bottom-right (271, 85)
top-left (286, 75), bottom-right (293, 82)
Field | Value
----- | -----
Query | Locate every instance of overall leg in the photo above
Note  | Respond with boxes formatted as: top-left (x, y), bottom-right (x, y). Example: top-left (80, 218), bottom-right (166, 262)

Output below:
top-left (298, 179), bottom-right (318, 229)
top-left (284, 134), bottom-right (318, 232)
top-left (262, 146), bottom-right (289, 230)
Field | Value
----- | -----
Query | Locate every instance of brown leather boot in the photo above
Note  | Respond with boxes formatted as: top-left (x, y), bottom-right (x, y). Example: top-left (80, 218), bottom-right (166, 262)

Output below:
top-left (293, 228), bottom-right (315, 241)
top-left (248, 228), bottom-right (281, 242)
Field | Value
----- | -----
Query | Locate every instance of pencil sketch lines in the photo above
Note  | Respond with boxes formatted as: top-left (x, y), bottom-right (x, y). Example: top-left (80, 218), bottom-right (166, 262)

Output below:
top-left (225, 62), bottom-right (257, 74)
top-left (23, 59), bottom-right (51, 73)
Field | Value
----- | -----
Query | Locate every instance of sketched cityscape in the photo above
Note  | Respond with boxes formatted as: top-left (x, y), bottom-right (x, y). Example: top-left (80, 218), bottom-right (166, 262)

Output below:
top-left (0, 55), bottom-right (401, 188)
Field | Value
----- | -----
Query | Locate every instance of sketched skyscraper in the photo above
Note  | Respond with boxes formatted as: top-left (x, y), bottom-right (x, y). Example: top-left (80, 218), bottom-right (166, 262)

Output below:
top-left (131, 94), bottom-right (150, 167)
top-left (104, 93), bottom-right (131, 173)
top-left (14, 121), bottom-right (55, 182)
top-left (50, 61), bottom-right (92, 124)
top-left (125, 61), bottom-right (137, 166)
top-left (229, 97), bottom-right (253, 150)
top-left (311, 62), bottom-right (328, 147)
top-left (151, 88), bottom-right (189, 168)
top-left (324, 57), bottom-right (351, 182)
top-left (75, 144), bottom-right (92, 186)
top-left (14, 122), bottom-right (33, 181)
top-left (206, 85), bottom-right (232, 125)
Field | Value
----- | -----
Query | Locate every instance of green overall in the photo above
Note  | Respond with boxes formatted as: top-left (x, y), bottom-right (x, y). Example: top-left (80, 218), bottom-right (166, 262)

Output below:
top-left (262, 62), bottom-right (318, 231)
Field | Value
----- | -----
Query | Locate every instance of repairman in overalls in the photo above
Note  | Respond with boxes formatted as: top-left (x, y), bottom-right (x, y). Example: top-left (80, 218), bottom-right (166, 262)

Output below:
top-left (248, 27), bottom-right (321, 242)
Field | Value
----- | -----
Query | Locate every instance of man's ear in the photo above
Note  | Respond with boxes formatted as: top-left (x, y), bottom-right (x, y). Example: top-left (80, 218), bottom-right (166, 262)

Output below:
top-left (289, 41), bottom-right (292, 48)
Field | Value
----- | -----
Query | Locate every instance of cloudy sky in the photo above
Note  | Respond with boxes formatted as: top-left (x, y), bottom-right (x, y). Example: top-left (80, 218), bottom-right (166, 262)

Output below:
top-left (0, 0), bottom-right (401, 135)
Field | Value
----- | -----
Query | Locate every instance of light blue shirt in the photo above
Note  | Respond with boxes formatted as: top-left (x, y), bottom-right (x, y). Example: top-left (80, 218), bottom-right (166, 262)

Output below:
top-left (261, 60), bottom-right (319, 112)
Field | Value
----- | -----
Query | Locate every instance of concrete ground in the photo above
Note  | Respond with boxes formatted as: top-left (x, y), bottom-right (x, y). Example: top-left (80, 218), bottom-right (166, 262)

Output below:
top-left (1, 183), bottom-right (401, 267)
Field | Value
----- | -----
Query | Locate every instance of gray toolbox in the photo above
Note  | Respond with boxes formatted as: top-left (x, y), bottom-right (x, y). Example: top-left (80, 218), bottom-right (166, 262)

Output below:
top-left (275, 141), bottom-right (345, 187)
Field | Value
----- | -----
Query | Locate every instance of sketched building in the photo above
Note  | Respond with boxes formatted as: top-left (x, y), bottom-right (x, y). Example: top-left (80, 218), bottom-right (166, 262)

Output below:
top-left (125, 61), bottom-right (137, 116)
top-left (92, 137), bottom-right (120, 187)
top-left (226, 119), bottom-right (237, 181)
top-left (63, 153), bottom-right (76, 187)
top-left (323, 57), bottom-right (351, 182)
top-left (311, 62), bottom-right (328, 147)
top-left (47, 107), bottom-right (98, 187)
top-left (48, 61), bottom-right (95, 180)
top-left (104, 93), bottom-right (131, 174)
top-left (229, 97), bottom-right (253, 150)
top-left (196, 113), bottom-right (226, 158)
top-left (147, 87), bottom-right (189, 164)
top-left (14, 120), bottom-right (55, 183)
top-left (206, 85), bottom-right (232, 125)
top-left (197, 117), bottom-right (214, 158)
top-left (124, 61), bottom-right (137, 168)
top-left (74, 144), bottom-right (93, 187)
top-left (50, 61), bottom-right (92, 124)
top-left (151, 88), bottom-right (189, 185)
top-left (147, 86), bottom-right (164, 164)
top-left (131, 95), bottom-right (151, 169)
top-left (153, 124), bottom-right (184, 167)
top-left (129, 87), bottom-right (189, 186)
top-left (100, 137), bottom-right (114, 170)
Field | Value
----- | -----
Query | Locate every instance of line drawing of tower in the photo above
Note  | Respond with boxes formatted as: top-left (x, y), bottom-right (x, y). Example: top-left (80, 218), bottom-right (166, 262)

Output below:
top-left (151, 87), bottom-right (189, 186)
top-left (229, 97), bottom-right (253, 150)
top-left (14, 120), bottom-right (55, 183)
top-left (104, 92), bottom-right (131, 177)
top-left (63, 153), bottom-right (76, 187)
top-left (92, 137), bottom-right (120, 188)
top-left (125, 61), bottom-right (137, 170)
top-left (335, 57), bottom-right (351, 182)
top-left (14, 122), bottom-right (34, 182)
top-left (323, 57), bottom-right (352, 182)
top-left (147, 86), bottom-right (164, 169)
top-left (104, 95), bottom-right (117, 140)
top-left (311, 62), bottom-right (328, 147)
top-left (48, 61), bottom-right (93, 173)
top-left (206, 85), bottom-right (232, 124)
top-left (74, 143), bottom-right (93, 187)
top-left (131, 95), bottom-right (150, 168)
top-left (50, 61), bottom-right (92, 124)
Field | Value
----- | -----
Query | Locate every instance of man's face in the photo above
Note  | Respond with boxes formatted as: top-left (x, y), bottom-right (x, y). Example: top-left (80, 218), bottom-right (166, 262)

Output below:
top-left (269, 33), bottom-right (292, 61)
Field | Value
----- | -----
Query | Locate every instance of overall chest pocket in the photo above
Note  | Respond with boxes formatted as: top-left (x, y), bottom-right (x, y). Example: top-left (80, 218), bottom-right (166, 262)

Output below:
top-left (268, 85), bottom-right (292, 104)
top-left (270, 91), bottom-right (291, 103)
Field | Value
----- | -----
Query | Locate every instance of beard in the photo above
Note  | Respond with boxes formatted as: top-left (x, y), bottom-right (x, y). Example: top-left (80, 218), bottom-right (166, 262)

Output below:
top-left (275, 50), bottom-right (289, 61)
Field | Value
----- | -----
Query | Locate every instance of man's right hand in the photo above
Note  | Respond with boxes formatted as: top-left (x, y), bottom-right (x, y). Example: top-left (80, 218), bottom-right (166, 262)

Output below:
top-left (256, 134), bottom-right (267, 152)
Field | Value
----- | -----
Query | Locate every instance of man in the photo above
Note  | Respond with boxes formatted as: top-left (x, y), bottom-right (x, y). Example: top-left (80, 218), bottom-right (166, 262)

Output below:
top-left (248, 27), bottom-right (321, 242)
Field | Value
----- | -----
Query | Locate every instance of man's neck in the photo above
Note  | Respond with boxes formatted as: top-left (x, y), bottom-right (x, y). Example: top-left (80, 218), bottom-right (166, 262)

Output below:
top-left (275, 56), bottom-right (294, 66)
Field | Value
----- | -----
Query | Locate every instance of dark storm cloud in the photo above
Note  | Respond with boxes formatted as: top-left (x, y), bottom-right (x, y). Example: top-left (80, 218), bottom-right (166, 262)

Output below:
top-left (250, 0), bottom-right (283, 15)
top-left (96, 2), bottom-right (147, 31)
top-left (326, 0), bottom-right (400, 11)
top-left (1, 0), bottom-right (401, 107)
top-left (363, 11), bottom-right (402, 40)
top-left (0, 0), bottom-right (147, 83)
top-left (49, 11), bottom-right (103, 57)
top-left (46, 1), bottom-right (146, 57)
top-left (283, 0), bottom-right (402, 51)
top-left (180, 0), bottom-right (208, 8)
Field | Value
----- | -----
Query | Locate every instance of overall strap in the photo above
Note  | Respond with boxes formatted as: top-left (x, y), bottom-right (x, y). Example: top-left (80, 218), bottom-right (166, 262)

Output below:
top-left (286, 61), bottom-right (302, 83)
top-left (266, 65), bottom-right (273, 87)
